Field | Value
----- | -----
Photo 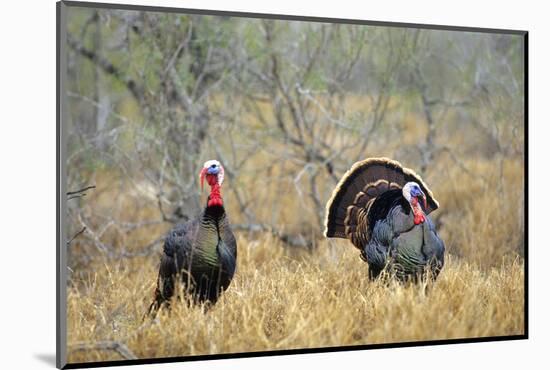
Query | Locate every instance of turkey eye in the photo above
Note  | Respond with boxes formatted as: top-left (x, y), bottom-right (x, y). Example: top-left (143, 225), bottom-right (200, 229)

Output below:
top-left (210, 164), bottom-right (216, 168)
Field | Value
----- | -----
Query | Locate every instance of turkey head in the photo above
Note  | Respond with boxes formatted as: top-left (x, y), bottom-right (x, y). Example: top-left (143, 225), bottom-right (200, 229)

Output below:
top-left (200, 160), bottom-right (225, 207)
top-left (402, 182), bottom-right (427, 225)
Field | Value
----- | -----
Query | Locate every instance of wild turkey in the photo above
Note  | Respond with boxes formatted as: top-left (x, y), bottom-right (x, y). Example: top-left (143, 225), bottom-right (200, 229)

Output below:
top-left (148, 160), bottom-right (237, 314)
top-left (324, 157), bottom-right (445, 281)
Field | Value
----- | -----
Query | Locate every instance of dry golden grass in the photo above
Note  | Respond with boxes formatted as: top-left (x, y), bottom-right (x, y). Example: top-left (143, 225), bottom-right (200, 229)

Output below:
top-left (66, 147), bottom-right (525, 364)
top-left (67, 233), bottom-right (524, 364)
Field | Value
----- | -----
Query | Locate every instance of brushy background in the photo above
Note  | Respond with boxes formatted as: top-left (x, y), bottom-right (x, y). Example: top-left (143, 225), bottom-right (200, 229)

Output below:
top-left (64, 6), bottom-right (525, 364)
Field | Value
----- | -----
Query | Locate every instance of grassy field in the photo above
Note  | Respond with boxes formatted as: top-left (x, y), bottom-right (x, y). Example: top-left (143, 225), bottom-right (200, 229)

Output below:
top-left (65, 137), bottom-right (526, 365)
top-left (67, 233), bottom-right (524, 363)
top-left (65, 144), bottom-right (525, 364)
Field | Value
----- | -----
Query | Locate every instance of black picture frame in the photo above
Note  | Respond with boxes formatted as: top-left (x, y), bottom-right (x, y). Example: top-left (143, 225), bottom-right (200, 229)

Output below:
top-left (57, 1), bottom-right (528, 368)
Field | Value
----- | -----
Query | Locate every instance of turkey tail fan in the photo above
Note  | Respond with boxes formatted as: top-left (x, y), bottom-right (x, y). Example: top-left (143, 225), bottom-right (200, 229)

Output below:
top-left (324, 157), bottom-right (439, 244)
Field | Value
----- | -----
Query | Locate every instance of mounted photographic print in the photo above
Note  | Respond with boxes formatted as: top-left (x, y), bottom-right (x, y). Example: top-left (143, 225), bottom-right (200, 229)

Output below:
top-left (57, 1), bottom-right (527, 368)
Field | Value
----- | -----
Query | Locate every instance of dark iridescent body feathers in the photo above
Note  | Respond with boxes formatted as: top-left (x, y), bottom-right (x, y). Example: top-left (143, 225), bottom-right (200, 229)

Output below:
top-left (149, 203), bottom-right (237, 314)
top-left (325, 158), bottom-right (445, 281)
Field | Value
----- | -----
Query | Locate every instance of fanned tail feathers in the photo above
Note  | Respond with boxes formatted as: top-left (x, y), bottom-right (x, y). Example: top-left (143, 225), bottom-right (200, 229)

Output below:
top-left (324, 157), bottom-right (439, 249)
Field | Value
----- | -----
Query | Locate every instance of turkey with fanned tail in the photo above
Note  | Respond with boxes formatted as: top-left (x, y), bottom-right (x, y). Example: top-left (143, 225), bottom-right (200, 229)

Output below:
top-left (324, 157), bottom-right (445, 281)
top-left (148, 160), bottom-right (237, 316)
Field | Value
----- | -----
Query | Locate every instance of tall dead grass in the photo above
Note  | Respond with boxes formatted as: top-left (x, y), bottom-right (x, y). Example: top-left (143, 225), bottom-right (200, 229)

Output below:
top-left (67, 232), bottom-right (524, 364)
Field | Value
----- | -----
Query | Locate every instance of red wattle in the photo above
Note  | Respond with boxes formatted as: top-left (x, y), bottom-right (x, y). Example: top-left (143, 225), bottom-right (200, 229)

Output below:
top-left (205, 173), bottom-right (218, 187)
top-left (207, 182), bottom-right (223, 207)
top-left (413, 212), bottom-right (425, 225)
top-left (411, 196), bottom-right (425, 225)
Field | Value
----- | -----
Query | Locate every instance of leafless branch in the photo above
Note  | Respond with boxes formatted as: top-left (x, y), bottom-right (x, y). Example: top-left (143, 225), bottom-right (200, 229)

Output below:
top-left (68, 341), bottom-right (137, 360)
top-left (67, 227), bottom-right (86, 246)
top-left (67, 185), bottom-right (96, 196)
top-left (438, 146), bottom-right (489, 185)
top-left (232, 223), bottom-right (313, 249)
top-left (67, 35), bottom-right (144, 101)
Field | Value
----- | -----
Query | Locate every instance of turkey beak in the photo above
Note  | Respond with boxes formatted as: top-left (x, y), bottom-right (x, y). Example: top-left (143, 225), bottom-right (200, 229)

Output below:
top-left (199, 168), bottom-right (207, 192)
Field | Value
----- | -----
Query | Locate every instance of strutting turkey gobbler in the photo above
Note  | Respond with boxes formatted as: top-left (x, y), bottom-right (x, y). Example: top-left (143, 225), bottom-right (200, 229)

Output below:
top-left (148, 160), bottom-right (237, 315)
top-left (324, 158), bottom-right (445, 281)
